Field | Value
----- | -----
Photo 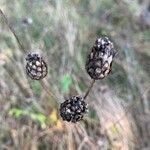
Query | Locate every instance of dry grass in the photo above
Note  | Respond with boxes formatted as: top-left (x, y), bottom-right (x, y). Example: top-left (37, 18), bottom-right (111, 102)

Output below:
top-left (0, 0), bottom-right (150, 149)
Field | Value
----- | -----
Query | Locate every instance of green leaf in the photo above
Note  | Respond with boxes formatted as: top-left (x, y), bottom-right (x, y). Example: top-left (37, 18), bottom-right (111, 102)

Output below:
top-left (9, 108), bottom-right (25, 118)
top-left (8, 108), bottom-right (47, 128)
top-left (30, 113), bottom-right (46, 128)
top-left (60, 74), bottom-right (73, 93)
top-left (30, 113), bottom-right (46, 123)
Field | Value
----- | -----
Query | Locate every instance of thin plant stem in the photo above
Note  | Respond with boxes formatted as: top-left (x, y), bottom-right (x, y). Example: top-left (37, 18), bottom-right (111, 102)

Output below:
top-left (0, 9), bottom-right (26, 53)
top-left (40, 80), bottom-right (59, 103)
top-left (84, 79), bottom-right (95, 99)
top-left (0, 9), bottom-right (59, 103)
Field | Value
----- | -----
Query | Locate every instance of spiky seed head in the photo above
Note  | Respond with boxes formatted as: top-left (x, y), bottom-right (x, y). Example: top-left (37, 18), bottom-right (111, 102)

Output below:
top-left (60, 96), bottom-right (88, 123)
top-left (25, 53), bottom-right (48, 80)
top-left (86, 37), bottom-right (116, 80)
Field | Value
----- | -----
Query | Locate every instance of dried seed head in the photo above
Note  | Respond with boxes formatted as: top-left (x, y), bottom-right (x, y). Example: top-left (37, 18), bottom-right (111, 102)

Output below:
top-left (25, 53), bottom-right (48, 80)
top-left (86, 37), bottom-right (117, 80)
top-left (60, 96), bottom-right (88, 123)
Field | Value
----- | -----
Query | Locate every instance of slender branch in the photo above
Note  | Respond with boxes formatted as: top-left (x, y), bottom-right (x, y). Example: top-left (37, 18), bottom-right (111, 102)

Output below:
top-left (0, 9), bottom-right (59, 103)
top-left (84, 79), bottom-right (95, 99)
top-left (0, 9), bottom-right (26, 53)
top-left (40, 80), bottom-right (59, 103)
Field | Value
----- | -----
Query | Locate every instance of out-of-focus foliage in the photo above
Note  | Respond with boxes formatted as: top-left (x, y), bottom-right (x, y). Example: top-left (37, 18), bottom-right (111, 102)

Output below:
top-left (0, 0), bottom-right (150, 149)
top-left (61, 74), bottom-right (73, 93)
top-left (9, 108), bottom-right (47, 128)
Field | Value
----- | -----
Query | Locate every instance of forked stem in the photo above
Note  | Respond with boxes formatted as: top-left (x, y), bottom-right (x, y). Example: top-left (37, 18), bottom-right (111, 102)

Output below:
top-left (1, 9), bottom-right (95, 102)
top-left (84, 79), bottom-right (95, 99)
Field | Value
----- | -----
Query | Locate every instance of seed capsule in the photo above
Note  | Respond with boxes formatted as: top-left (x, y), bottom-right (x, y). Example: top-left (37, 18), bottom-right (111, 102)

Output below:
top-left (25, 53), bottom-right (48, 80)
top-left (60, 96), bottom-right (88, 123)
top-left (86, 37), bottom-right (116, 80)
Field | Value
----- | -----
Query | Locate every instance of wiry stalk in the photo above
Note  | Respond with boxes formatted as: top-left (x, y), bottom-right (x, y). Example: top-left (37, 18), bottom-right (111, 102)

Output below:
top-left (84, 79), bottom-right (95, 99)
top-left (0, 9), bottom-right (26, 53)
top-left (0, 9), bottom-right (58, 102)
top-left (40, 80), bottom-right (59, 103)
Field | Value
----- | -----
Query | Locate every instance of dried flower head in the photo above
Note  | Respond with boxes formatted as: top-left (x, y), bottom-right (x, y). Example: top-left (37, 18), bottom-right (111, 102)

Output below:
top-left (25, 53), bottom-right (48, 80)
top-left (60, 96), bottom-right (88, 123)
top-left (86, 37), bottom-right (116, 80)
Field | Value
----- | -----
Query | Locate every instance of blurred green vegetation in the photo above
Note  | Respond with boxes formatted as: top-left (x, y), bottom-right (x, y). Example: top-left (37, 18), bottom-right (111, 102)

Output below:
top-left (0, 0), bottom-right (150, 149)
top-left (60, 74), bottom-right (73, 93)
top-left (9, 108), bottom-right (47, 128)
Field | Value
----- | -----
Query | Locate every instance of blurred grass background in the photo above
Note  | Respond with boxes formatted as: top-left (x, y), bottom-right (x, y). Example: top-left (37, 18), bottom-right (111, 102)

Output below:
top-left (0, 0), bottom-right (150, 149)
